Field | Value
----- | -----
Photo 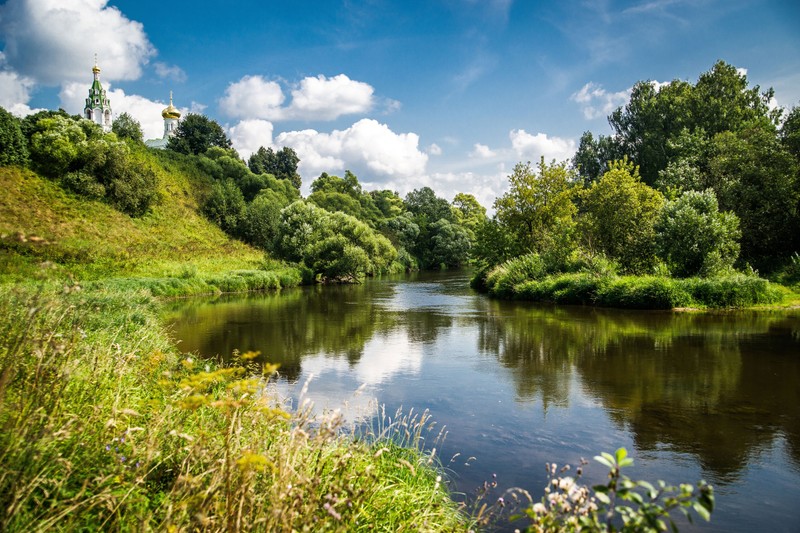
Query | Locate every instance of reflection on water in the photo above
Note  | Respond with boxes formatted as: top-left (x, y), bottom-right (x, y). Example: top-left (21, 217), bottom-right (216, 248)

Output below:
top-left (165, 271), bottom-right (800, 532)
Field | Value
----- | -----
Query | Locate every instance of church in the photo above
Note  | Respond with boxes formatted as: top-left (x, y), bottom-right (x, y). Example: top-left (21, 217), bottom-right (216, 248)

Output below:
top-left (145, 92), bottom-right (182, 149)
top-left (83, 58), bottom-right (181, 147)
top-left (84, 58), bottom-right (112, 132)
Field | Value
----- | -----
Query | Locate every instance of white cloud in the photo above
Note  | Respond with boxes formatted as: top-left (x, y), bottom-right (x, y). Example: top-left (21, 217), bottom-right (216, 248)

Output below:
top-left (220, 74), bottom-right (374, 121)
top-left (228, 119), bottom-right (275, 160)
top-left (426, 143), bottom-right (442, 156)
top-left (0, 0), bottom-right (155, 85)
top-left (60, 82), bottom-right (188, 140)
top-left (509, 129), bottom-right (576, 162)
top-left (0, 69), bottom-right (39, 115)
top-left (154, 62), bottom-right (187, 83)
top-left (288, 74), bottom-right (374, 120)
top-left (262, 119), bottom-right (427, 192)
top-left (469, 143), bottom-right (496, 159)
top-left (219, 75), bottom-right (285, 120)
top-left (570, 82), bottom-right (630, 119)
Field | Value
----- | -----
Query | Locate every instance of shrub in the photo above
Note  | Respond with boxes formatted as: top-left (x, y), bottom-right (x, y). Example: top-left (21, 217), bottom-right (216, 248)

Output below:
top-left (596, 276), bottom-right (692, 309)
top-left (656, 190), bottom-right (740, 277)
top-left (680, 275), bottom-right (782, 307)
top-left (485, 253), bottom-right (548, 297)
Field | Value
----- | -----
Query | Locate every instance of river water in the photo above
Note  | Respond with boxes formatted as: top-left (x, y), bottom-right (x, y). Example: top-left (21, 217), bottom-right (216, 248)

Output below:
top-left (165, 271), bottom-right (800, 532)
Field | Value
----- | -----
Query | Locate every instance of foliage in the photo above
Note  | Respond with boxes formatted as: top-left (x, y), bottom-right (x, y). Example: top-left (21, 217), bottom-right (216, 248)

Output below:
top-left (275, 201), bottom-right (397, 282)
top-left (706, 124), bottom-right (800, 269)
top-left (381, 212), bottom-right (420, 250)
top-left (26, 114), bottom-right (157, 216)
top-left (167, 113), bottom-right (233, 155)
top-left (0, 106), bottom-right (28, 166)
top-left (609, 61), bottom-right (776, 186)
top-left (450, 192), bottom-right (487, 238)
top-left (111, 111), bottom-right (144, 143)
top-left (572, 131), bottom-right (624, 185)
top-left (781, 105), bottom-right (800, 161)
top-left (580, 158), bottom-right (665, 273)
top-left (518, 448), bottom-right (714, 532)
top-left (472, 217), bottom-right (522, 267)
top-left (247, 145), bottom-right (302, 189)
top-left (203, 179), bottom-right (246, 236)
top-left (429, 218), bottom-right (471, 268)
top-left (655, 189), bottom-right (741, 277)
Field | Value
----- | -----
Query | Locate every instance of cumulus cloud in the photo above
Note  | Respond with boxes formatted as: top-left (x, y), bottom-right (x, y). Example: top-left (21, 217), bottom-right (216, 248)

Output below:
top-left (219, 74), bottom-right (374, 121)
top-left (570, 82), bottom-right (630, 120)
top-left (219, 75), bottom-right (285, 120)
top-left (469, 143), bottom-right (496, 159)
top-left (0, 68), bottom-right (39, 116)
top-left (60, 82), bottom-right (188, 140)
top-left (509, 129), bottom-right (576, 162)
top-left (244, 119), bottom-right (428, 191)
top-left (228, 119), bottom-right (275, 160)
top-left (0, 0), bottom-right (155, 85)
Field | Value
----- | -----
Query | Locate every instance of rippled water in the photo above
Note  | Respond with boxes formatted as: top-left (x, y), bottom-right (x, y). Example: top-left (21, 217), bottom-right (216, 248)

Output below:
top-left (165, 271), bottom-right (800, 532)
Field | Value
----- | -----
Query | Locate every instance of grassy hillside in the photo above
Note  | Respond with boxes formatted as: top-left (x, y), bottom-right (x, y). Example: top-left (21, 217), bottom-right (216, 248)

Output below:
top-left (0, 149), bottom-right (264, 282)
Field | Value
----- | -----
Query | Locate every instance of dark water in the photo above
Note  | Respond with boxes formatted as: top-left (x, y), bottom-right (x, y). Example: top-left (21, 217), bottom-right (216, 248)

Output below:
top-left (165, 271), bottom-right (800, 532)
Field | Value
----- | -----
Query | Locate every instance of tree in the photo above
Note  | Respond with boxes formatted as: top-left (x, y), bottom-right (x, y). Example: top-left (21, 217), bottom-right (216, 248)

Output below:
top-left (707, 124), bottom-right (800, 268)
top-left (494, 158), bottom-right (578, 257)
top-left (780, 105), bottom-right (800, 161)
top-left (308, 171), bottom-right (382, 225)
top-left (247, 146), bottom-right (301, 189)
top-left (429, 219), bottom-right (471, 268)
top-left (656, 189), bottom-right (741, 277)
top-left (0, 106), bottom-right (28, 166)
top-left (608, 61), bottom-right (777, 185)
top-left (111, 112), bottom-right (143, 143)
top-left (167, 113), bottom-right (232, 155)
top-left (579, 158), bottom-right (665, 273)
top-left (572, 131), bottom-right (623, 185)
top-left (275, 200), bottom-right (397, 281)
top-left (203, 179), bottom-right (246, 236)
top-left (404, 187), bottom-right (455, 268)
top-left (451, 193), bottom-right (487, 238)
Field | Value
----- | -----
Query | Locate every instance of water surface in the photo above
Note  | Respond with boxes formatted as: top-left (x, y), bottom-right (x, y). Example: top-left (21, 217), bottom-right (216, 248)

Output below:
top-left (165, 271), bottom-right (800, 532)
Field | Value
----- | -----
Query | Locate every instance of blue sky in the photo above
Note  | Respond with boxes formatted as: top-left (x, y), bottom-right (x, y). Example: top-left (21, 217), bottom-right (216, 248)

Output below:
top-left (1, 0), bottom-right (799, 207)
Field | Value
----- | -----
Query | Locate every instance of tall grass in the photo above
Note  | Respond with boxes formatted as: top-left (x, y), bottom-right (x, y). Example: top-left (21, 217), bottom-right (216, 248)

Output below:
top-left (476, 253), bottom-right (783, 309)
top-left (0, 281), bottom-right (468, 531)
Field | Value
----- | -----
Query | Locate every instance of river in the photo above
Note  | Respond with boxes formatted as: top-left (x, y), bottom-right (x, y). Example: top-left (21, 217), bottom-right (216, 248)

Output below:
top-left (165, 271), bottom-right (800, 532)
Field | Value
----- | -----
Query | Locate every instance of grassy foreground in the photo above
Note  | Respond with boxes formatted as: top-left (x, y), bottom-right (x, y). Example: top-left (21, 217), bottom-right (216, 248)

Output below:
top-left (0, 278), bottom-right (468, 532)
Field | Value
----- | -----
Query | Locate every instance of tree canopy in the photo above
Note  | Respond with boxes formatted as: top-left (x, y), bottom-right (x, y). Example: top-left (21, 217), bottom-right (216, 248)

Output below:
top-left (167, 113), bottom-right (233, 155)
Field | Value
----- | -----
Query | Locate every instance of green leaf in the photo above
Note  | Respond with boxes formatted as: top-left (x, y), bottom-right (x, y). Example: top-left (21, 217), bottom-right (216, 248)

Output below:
top-left (693, 501), bottom-right (711, 522)
top-left (594, 454), bottom-right (613, 468)
top-left (595, 492), bottom-right (611, 505)
top-left (615, 447), bottom-right (628, 463)
top-left (619, 457), bottom-right (634, 468)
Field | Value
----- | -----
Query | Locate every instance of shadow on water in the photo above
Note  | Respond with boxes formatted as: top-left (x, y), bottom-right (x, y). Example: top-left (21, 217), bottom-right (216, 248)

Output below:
top-left (165, 271), bottom-right (800, 531)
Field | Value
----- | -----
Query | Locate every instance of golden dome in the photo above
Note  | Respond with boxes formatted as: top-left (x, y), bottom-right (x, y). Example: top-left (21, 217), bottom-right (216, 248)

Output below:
top-left (162, 91), bottom-right (181, 119)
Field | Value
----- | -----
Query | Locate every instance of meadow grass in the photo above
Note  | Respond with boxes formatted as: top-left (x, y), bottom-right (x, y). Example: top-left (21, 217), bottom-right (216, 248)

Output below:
top-left (0, 279), bottom-right (469, 532)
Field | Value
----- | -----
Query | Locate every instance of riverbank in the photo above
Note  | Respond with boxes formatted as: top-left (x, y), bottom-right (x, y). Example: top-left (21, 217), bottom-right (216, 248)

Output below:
top-left (0, 275), bottom-right (469, 531)
top-left (471, 254), bottom-right (797, 310)
top-left (0, 163), bottom-right (469, 530)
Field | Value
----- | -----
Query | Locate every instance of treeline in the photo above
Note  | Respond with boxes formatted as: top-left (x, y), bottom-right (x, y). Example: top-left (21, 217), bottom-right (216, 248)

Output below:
top-left (0, 106), bottom-right (488, 283)
top-left (471, 61), bottom-right (800, 306)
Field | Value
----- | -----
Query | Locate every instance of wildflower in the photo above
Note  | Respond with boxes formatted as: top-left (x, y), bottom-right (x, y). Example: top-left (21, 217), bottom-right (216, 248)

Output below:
top-left (497, 497), bottom-right (505, 508)
top-left (532, 502), bottom-right (547, 515)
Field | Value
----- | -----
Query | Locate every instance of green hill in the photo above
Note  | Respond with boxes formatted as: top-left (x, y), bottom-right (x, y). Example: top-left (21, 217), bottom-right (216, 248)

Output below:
top-left (0, 148), bottom-right (265, 283)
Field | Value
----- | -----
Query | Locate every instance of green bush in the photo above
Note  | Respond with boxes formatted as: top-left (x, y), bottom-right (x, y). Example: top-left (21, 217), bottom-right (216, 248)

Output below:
top-left (681, 275), bottom-right (782, 307)
top-left (485, 253), bottom-right (548, 297)
top-left (596, 276), bottom-right (692, 309)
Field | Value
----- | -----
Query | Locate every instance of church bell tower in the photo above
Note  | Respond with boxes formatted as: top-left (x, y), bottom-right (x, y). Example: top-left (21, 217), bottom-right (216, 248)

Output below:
top-left (84, 56), bottom-right (113, 132)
